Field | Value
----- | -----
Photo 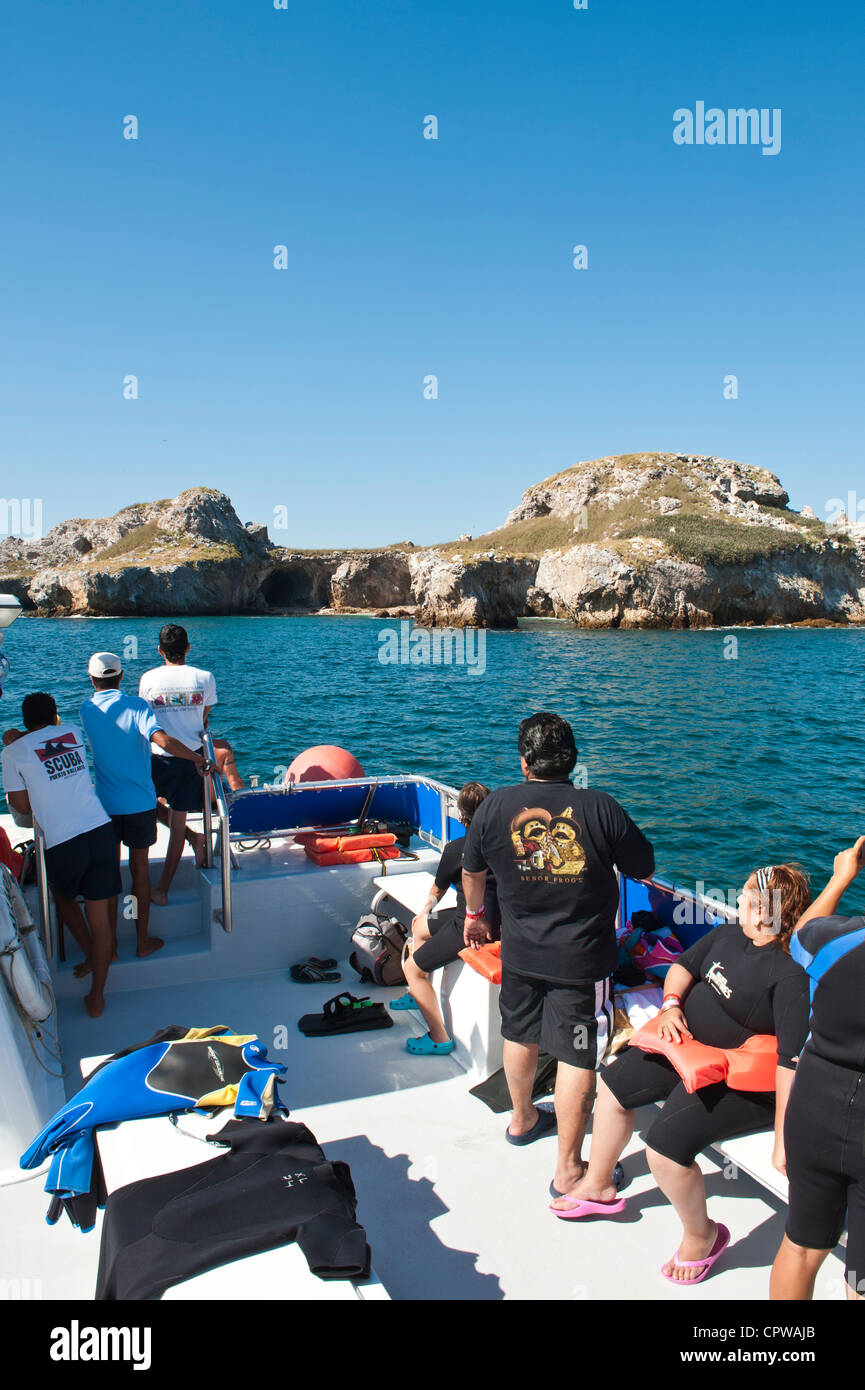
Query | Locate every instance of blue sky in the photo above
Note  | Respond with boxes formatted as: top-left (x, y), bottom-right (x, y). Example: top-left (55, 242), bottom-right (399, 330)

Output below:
top-left (1, 0), bottom-right (861, 547)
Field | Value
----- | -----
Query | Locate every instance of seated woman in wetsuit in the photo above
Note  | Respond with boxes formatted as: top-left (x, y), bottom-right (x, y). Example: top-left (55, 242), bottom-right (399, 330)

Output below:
top-left (551, 863), bottom-right (811, 1286)
top-left (391, 782), bottom-right (500, 1056)
top-left (771, 835), bottom-right (865, 1301)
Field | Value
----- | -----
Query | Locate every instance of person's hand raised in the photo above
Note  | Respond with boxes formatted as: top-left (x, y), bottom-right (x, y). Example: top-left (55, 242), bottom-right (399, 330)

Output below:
top-left (833, 836), bottom-right (865, 884)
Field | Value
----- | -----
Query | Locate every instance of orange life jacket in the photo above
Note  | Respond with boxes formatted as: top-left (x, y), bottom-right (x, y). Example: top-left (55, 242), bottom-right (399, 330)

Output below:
top-left (458, 939), bottom-right (502, 984)
top-left (304, 845), bottom-right (401, 867)
top-left (296, 832), bottom-right (397, 852)
top-left (628, 1014), bottom-right (778, 1093)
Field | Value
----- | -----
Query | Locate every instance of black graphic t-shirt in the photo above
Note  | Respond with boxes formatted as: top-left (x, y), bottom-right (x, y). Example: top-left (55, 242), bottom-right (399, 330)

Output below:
top-left (676, 922), bottom-right (810, 1068)
top-left (462, 781), bottom-right (654, 983)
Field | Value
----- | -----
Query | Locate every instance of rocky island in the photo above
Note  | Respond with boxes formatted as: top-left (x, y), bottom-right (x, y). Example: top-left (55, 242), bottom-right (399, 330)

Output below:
top-left (2, 454), bottom-right (863, 628)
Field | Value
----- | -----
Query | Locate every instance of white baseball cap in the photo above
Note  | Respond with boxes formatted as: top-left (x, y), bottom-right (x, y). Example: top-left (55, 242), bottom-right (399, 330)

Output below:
top-left (88, 651), bottom-right (123, 678)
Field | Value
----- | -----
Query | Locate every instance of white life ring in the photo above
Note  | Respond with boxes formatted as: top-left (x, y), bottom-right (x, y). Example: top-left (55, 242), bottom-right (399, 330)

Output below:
top-left (0, 866), bottom-right (54, 1023)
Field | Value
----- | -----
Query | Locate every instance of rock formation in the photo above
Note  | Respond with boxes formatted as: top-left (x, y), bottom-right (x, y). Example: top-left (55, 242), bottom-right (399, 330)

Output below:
top-left (2, 456), bottom-right (863, 628)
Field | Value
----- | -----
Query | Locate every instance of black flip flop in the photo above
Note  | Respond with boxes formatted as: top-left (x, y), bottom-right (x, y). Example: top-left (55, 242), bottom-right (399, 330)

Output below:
top-left (505, 1106), bottom-right (557, 1146)
top-left (298, 992), bottom-right (394, 1037)
top-left (290, 957), bottom-right (340, 982)
top-left (290, 961), bottom-right (342, 983)
top-left (550, 1162), bottom-right (625, 1199)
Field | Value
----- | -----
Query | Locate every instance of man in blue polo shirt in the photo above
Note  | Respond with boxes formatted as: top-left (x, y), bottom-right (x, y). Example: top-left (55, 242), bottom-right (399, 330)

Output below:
top-left (80, 651), bottom-right (211, 962)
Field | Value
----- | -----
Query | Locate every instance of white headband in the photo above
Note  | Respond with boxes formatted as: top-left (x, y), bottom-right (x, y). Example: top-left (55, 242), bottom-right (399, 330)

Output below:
top-left (755, 865), bottom-right (774, 893)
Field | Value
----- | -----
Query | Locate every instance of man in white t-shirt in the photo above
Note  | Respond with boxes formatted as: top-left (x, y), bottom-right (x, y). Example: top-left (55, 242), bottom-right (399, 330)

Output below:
top-left (1, 691), bottom-right (122, 1018)
top-left (138, 624), bottom-right (242, 904)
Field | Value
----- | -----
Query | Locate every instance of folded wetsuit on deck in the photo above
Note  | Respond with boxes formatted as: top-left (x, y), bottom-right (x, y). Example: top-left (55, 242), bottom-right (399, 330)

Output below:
top-left (96, 1117), bottom-right (371, 1299)
top-left (20, 1025), bottom-right (286, 1211)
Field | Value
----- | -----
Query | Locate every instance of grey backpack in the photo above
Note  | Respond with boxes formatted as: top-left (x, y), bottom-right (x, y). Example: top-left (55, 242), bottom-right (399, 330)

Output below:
top-left (349, 913), bottom-right (408, 987)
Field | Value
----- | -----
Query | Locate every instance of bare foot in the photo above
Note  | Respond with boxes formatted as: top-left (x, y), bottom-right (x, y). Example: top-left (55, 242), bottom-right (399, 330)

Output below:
top-left (73, 959), bottom-right (92, 979)
top-left (136, 936), bottom-right (164, 958)
top-left (551, 1168), bottom-right (615, 1209)
top-left (85, 991), bottom-right (105, 1018)
top-left (151, 887), bottom-right (169, 907)
top-left (188, 832), bottom-right (207, 868)
top-left (662, 1222), bottom-right (719, 1283)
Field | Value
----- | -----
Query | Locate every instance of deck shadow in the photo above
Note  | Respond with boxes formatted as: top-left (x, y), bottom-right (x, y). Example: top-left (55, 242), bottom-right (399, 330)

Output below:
top-left (328, 1134), bottom-right (505, 1300)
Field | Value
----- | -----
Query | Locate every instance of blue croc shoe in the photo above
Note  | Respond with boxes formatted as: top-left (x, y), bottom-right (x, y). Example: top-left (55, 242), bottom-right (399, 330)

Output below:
top-left (390, 993), bottom-right (419, 1011)
top-left (406, 1033), bottom-right (455, 1055)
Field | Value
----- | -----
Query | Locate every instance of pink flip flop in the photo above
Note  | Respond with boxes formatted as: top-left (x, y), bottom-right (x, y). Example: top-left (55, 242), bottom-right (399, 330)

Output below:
top-left (549, 1196), bottom-right (627, 1220)
top-left (661, 1222), bottom-right (730, 1285)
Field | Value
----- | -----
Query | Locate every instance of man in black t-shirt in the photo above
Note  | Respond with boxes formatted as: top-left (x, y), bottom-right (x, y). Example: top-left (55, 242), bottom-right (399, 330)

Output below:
top-left (463, 712), bottom-right (654, 1196)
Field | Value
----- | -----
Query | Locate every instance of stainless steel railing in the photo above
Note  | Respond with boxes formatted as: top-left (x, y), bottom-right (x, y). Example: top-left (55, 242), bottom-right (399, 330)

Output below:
top-left (203, 733), bottom-right (233, 934)
top-left (33, 823), bottom-right (54, 959)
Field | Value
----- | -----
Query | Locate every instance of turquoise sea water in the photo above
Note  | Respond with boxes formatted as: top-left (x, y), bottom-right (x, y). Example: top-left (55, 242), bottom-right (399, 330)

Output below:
top-left (3, 615), bottom-right (864, 912)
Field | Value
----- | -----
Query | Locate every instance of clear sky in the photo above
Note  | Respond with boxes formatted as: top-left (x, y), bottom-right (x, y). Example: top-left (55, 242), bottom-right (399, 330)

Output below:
top-left (1, 0), bottom-right (862, 547)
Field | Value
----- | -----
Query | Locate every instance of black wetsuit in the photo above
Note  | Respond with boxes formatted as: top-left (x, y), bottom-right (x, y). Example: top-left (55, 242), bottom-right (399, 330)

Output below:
top-left (603, 923), bottom-right (810, 1166)
top-left (96, 1118), bottom-right (370, 1300)
top-left (785, 914), bottom-right (865, 1283)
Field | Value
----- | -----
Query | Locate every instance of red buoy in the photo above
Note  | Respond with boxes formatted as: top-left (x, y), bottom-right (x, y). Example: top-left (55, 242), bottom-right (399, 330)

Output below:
top-left (285, 745), bottom-right (365, 784)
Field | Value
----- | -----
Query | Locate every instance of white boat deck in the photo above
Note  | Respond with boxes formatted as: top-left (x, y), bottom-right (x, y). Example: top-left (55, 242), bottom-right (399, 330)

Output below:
top-left (0, 815), bottom-right (849, 1301)
top-left (2, 962), bottom-right (847, 1302)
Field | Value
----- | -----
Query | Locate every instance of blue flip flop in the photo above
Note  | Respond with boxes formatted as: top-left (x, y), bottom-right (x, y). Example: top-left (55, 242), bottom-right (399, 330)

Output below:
top-left (406, 1032), bottom-right (455, 1055)
top-left (390, 993), bottom-right (419, 1012)
top-left (506, 1107), bottom-right (557, 1146)
top-left (550, 1162), bottom-right (625, 1199)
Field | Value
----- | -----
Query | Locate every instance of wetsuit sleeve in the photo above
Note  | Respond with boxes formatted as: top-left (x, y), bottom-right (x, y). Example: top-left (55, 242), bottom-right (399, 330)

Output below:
top-left (792, 915), bottom-right (860, 970)
top-left (294, 1161), bottom-right (370, 1279)
top-left (675, 924), bottom-right (722, 979)
top-left (597, 795), bottom-right (655, 879)
top-left (771, 968), bottom-right (811, 1069)
top-left (462, 801), bottom-right (489, 874)
top-left (295, 1216), bottom-right (371, 1279)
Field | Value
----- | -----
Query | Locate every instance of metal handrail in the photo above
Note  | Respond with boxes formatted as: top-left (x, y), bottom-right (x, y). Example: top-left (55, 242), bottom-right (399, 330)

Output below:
top-left (201, 756), bottom-right (213, 870)
top-left (203, 733), bottom-right (233, 934)
top-left (196, 767), bottom-right (459, 938)
top-left (33, 823), bottom-right (54, 959)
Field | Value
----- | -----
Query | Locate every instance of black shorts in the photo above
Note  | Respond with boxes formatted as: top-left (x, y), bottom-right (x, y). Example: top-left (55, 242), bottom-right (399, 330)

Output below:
top-left (602, 1043), bottom-right (775, 1168)
top-left (110, 808), bottom-right (158, 850)
top-left (413, 912), bottom-right (465, 973)
top-left (784, 1049), bottom-right (865, 1284)
top-left (45, 823), bottom-right (123, 902)
top-left (413, 910), bottom-right (501, 973)
top-left (151, 754), bottom-right (204, 813)
top-left (499, 968), bottom-right (613, 1069)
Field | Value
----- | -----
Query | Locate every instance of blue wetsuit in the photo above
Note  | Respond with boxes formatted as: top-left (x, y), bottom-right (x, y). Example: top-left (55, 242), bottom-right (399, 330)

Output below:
top-left (20, 1026), bottom-right (286, 1209)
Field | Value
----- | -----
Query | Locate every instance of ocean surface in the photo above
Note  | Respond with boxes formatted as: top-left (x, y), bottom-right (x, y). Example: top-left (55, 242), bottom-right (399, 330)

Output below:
top-left (3, 615), bottom-right (864, 912)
